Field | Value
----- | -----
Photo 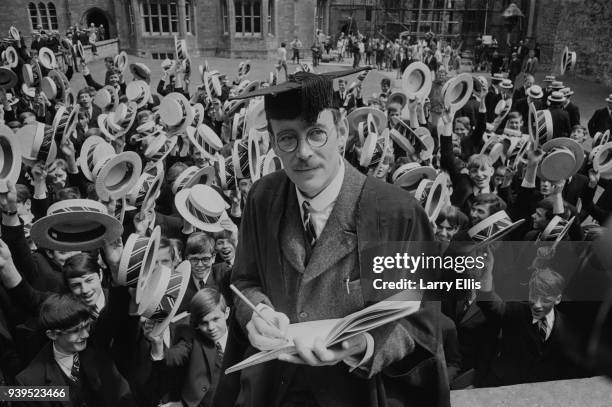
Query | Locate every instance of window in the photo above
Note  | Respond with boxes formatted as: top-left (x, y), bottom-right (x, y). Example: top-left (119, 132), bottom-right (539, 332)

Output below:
top-left (127, 2), bottom-right (135, 34)
top-left (47, 3), bottom-right (58, 30)
top-left (142, 1), bottom-right (192, 35)
top-left (222, 1), bottom-right (229, 34)
top-left (267, 0), bottom-right (274, 35)
top-left (28, 3), bottom-right (38, 30)
top-left (37, 2), bottom-right (49, 30)
top-left (234, 1), bottom-right (261, 36)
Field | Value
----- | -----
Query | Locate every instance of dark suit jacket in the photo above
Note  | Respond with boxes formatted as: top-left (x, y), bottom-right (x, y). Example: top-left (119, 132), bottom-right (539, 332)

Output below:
top-left (588, 107), bottom-right (612, 135)
top-left (564, 101), bottom-right (580, 127)
top-left (164, 325), bottom-right (222, 407)
top-left (548, 106), bottom-right (571, 139)
top-left (16, 342), bottom-right (135, 407)
top-left (178, 264), bottom-right (231, 314)
top-left (476, 291), bottom-right (585, 386)
top-left (228, 162), bottom-right (450, 407)
top-left (485, 89), bottom-right (502, 123)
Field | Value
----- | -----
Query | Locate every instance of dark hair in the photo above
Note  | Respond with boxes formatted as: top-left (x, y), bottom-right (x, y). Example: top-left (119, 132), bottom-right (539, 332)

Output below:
top-left (55, 186), bottom-right (81, 201)
top-left (63, 252), bottom-right (100, 281)
top-left (77, 87), bottom-right (95, 98)
top-left (190, 288), bottom-right (227, 329)
top-left (435, 205), bottom-right (468, 229)
top-left (472, 193), bottom-right (507, 213)
top-left (281, 42), bottom-right (286, 47)
top-left (185, 232), bottom-right (215, 257)
top-left (104, 56), bottom-right (113, 63)
top-left (529, 268), bottom-right (564, 298)
top-left (507, 111), bottom-right (522, 121)
top-left (15, 184), bottom-right (32, 204)
top-left (381, 78), bottom-right (391, 86)
top-left (40, 293), bottom-right (92, 331)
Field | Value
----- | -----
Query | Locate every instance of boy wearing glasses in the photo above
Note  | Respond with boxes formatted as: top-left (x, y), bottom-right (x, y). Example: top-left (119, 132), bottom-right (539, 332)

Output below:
top-left (16, 293), bottom-right (135, 406)
top-left (178, 232), bottom-right (230, 313)
top-left (224, 69), bottom-right (448, 406)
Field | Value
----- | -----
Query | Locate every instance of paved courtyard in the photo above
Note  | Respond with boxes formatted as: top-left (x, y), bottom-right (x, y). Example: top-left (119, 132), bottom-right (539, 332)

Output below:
top-left (71, 55), bottom-right (612, 131)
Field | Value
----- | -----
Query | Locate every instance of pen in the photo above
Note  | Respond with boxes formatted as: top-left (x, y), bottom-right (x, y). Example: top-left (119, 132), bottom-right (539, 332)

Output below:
top-left (230, 284), bottom-right (281, 332)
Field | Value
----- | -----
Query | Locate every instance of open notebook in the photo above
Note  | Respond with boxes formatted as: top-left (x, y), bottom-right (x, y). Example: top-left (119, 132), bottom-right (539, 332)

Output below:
top-left (226, 294), bottom-right (421, 374)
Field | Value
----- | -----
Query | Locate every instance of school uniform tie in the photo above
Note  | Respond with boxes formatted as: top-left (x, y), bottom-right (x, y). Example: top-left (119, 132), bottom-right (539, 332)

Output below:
top-left (71, 353), bottom-right (80, 382)
top-left (199, 279), bottom-right (206, 289)
top-left (301, 201), bottom-right (317, 248)
top-left (537, 318), bottom-right (548, 342)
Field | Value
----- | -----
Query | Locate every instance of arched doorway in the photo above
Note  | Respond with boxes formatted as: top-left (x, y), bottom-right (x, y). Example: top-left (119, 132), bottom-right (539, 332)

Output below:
top-left (82, 8), bottom-right (111, 40)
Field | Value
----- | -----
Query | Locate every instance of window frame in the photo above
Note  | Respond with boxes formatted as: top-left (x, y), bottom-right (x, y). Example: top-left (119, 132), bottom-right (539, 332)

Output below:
top-left (141, 0), bottom-right (192, 36)
top-left (28, 2), bottom-right (39, 31)
top-left (47, 2), bottom-right (58, 30)
top-left (37, 2), bottom-right (49, 30)
top-left (234, 0), bottom-right (262, 37)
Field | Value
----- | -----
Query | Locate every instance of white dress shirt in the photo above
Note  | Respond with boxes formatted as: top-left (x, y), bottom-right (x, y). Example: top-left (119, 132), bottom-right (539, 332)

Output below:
top-left (532, 308), bottom-right (555, 341)
top-left (296, 159), bottom-right (345, 238)
top-left (53, 344), bottom-right (77, 379)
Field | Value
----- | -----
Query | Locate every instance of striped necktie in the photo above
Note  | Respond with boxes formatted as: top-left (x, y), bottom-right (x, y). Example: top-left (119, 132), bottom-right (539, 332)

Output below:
top-left (71, 353), bottom-right (80, 382)
top-left (537, 318), bottom-right (548, 342)
top-left (302, 201), bottom-right (317, 248)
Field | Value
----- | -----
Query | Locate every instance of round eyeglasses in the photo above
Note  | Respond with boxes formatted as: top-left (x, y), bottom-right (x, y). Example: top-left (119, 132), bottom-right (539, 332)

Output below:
top-left (276, 127), bottom-right (329, 153)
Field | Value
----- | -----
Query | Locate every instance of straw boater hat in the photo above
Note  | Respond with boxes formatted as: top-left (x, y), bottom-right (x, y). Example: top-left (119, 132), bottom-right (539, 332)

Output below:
top-left (507, 137), bottom-right (531, 171)
top-left (204, 71), bottom-right (223, 102)
top-left (78, 136), bottom-right (116, 182)
top-left (38, 47), bottom-right (57, 70)
top-left (175, 184), bottom-right (230, 233)
top-left (480, 134), bottom-right (506, 165)
top-left (359, 129), bottom-right (389, 169)
top-left (94, 85), bottom-right (120, 111)
top-left (144, 131), bottom-right (178, 163)
top-left (114, 51), bottom-right (128, 72)
top-left (544, 75), bottom-right (556, 83)
top-left (75, 41), bottom-right (86, 62)
top-left (347, 107), bottom-right (387, 137)
top-left (550, 81), bottom-right (565, 91)
top-left (590, 141), bottom-right (612, 179)
top-left (538, 137), bottom-right (584, 182)
top-left (159, 92), bottom-right (194, 136)
top-left (560, 46), bottom-right (577, 76)
top-left (0, 127), bottom-right (21, 193)
top-left (238, 60), bottom-right (252, 77)
top-left (388, 91), bottom-right (408, 108)
top-left (233, 130), bottom-right (261, 181)
top-left (42, 69), bottom-right (72, 104)
top-left (126, 161), bottom-right (164, 210)
top-left (526, 85), bottom-right (543, 99)
top-left (126, 80), bottom-right (152, 109)
top-left (138, 260), bottom-right (190, 337)
top-left (258, 149), bottom-right (283, 179)
top-left (186, 124), bottom-right (223, 160)
top-left (93, 150), bottom-right (142, 201)
top-left (111, 102), bottom-right (139, 138)
top-left (51, 105), bottom-right (78, 143)
top-left (547, 91), bottom-right (566, 104)
top-left (442, 73), bottom-right (473, 112)
top-left (191, 103), bottom-right (205, 128)
top-left (561, 87), bottom-right (574, 97)
top-left (537, 215), bottom-right (575, 243)
top-left (499, 79), bottom-right (513, 90)
top-left (467, 210), bottom-right (525, 248)
top-left (413, 173), bottom-right (449, 222)
top-left (402, 61), bottom-right (432, 100)
top-left (392, 162), bottom-right (437, 190)
top-left (216, 154), bottom-right (238, 190)
top-left (357, 113), bottom-right (379, 145)
top-left (117, 226), bottom-right (161, 293)
top-left (21, 123), bottom-right (57, 167)
top-left (175, 37), bottom-right (188, 60)
top-left (171, 165), bottom-right (216, 195)
top-left (592, 130), bottom-right (610, 148)
top-left (130, 62), bottom-right (152, 82)
top-left (30, 199), bottom-right (123, 251)
top-left (9, 26), bottom-right (20, 41)
top-left (5, 46), bottom-right (18, 68)
top-left (494, 98), bottom-right (512, 121)
top-left (22, 64), bottom-right (34, 86)
top-left (112, 197), bottom-right (132, 224)
top-left (0, 68), bottom-right (18, 90)
top-left (223, 98), bottom-right (249, 118)
top-left (533, 108), bottom-right (553, 147)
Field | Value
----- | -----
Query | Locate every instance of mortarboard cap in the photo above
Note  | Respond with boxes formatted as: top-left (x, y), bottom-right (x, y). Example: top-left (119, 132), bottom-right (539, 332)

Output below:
top-left (230, 67), bottom-right (370, 123)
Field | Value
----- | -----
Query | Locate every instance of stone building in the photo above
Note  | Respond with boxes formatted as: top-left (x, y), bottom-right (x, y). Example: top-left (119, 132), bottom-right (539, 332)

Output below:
top-left (115, 0), bottom-right (318, 60)
top-left (0, 0), bottom-right (117, 41)
top-left (531, 0), bottom-right (612, 86)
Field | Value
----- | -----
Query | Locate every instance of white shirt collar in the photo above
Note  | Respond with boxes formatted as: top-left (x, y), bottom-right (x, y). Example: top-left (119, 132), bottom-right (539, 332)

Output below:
top-left (192, 269), bottom-right (212, 288)
top-left (532, 308), bottom-right (555, 330)
top-left (216, 332), bottom-right (228, 352)
top-left (296, 158), bottom-right (345, 211)
top-left (53, 343), bottom-right (76, 378)
top-left (95, 290), bottom-right (106, 314)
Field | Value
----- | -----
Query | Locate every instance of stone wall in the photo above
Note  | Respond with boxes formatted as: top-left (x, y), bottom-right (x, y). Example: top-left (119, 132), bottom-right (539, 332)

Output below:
top-left (533, 0), bottom-right (612, 86)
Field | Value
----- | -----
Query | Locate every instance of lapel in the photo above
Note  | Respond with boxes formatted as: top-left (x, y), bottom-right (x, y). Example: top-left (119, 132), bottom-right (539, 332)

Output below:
top-left (43, 344), bottom-right (67, 386)
top-left (198, 333), bottom-right (217, 379)
top-left (303, 163), bottom-right (365, 282)
top-left (460, 300), bottom-right (480, 323)
top-left (279, 186), bottom-right (307, 274)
